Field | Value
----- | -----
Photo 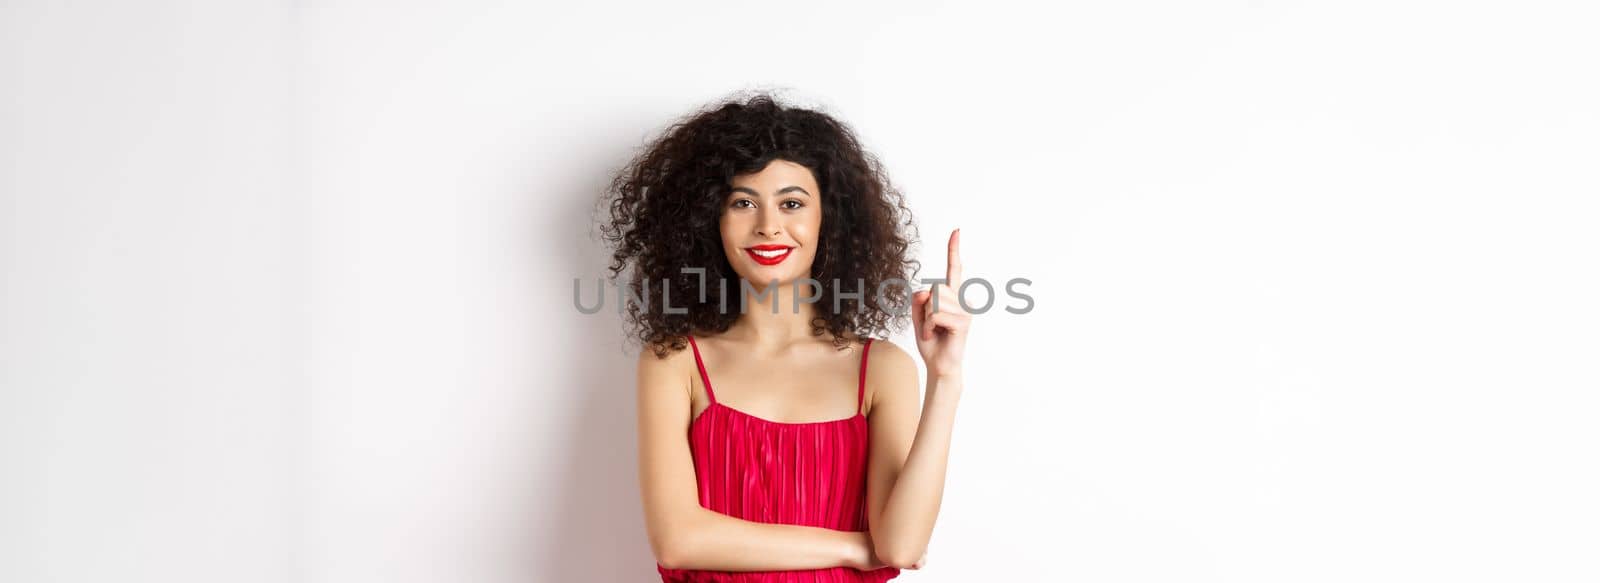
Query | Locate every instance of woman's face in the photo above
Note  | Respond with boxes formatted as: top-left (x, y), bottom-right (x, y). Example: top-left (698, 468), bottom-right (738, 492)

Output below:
top-left (719, 159), bottom-right (823, 287)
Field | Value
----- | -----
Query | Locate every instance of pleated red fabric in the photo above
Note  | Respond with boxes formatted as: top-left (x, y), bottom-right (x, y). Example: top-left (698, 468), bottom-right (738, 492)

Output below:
top-left (656, 335), bottom-right (902, 583)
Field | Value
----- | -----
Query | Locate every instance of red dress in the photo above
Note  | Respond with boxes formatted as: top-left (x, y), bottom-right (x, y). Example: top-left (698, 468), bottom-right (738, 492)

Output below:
top-left (656, 335), bottom-right (902, 583)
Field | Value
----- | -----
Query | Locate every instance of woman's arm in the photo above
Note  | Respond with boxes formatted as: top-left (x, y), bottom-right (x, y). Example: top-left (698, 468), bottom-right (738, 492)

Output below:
top-left (636, 346), bottom-right (879, 571)
top-left (865, 228), bottom-right (972, 568)
top-left (658, 509), bottom-right (875, 571)
top-left (861, 341), bottom-right (961, 568)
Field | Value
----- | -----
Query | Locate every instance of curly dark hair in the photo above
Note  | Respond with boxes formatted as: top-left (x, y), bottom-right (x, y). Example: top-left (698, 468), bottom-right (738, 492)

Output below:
top-left (598, 91), bottom-right (920, 358)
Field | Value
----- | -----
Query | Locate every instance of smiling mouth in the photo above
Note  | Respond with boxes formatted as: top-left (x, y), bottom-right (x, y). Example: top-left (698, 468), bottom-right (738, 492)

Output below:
top-left (744, 246), bottom-right (794, 265)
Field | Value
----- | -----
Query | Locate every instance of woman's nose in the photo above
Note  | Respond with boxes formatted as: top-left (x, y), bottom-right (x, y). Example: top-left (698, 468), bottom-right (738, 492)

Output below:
top-left (756, 211), bottom-right (781, 237)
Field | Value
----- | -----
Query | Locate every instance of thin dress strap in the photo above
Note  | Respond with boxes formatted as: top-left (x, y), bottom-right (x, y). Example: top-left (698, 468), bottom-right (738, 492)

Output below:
top-left (686, 335), bottom-right (717, 404)
top-left (857, 338), bottom-right (874, 415)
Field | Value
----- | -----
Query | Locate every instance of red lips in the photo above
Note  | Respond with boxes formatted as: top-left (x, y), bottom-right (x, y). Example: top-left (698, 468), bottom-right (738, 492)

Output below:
top-left (744, 244), bottom-right (794, 266)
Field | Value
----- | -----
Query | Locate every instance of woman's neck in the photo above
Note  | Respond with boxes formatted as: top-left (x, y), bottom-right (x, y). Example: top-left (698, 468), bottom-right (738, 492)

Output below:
top-left (725, 278), bottom-right (824, 349)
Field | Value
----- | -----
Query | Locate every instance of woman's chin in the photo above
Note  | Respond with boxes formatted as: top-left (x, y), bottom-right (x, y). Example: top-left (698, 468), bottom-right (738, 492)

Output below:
top-left (736, 267), bottom-right (814, 288)
top-left (740, 273), bottom-right (796, 288)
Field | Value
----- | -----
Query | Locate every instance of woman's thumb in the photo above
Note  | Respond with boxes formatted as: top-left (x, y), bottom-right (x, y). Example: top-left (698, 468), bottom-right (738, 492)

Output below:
top-left (909, 289), bottom-right (929, 339)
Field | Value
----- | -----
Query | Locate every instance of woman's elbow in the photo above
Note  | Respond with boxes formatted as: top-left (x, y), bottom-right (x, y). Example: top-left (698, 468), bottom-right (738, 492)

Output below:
top-left (653, 536), bottom-right (689, 570)
top-left (873, 542), bottom-right (924, 570)
top-left (649, 523), bottom-right (696, 570)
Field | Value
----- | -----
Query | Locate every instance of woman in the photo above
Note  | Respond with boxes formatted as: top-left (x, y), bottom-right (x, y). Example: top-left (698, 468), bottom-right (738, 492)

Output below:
top-left (601, 92), bottom-right (970, 581)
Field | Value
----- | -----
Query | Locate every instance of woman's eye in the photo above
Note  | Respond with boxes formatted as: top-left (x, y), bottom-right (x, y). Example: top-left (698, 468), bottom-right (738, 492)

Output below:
top-left (730, 199), bottom-right (801, 209)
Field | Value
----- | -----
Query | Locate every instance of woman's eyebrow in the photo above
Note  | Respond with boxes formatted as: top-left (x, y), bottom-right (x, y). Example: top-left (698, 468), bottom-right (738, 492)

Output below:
top-left (730, 186), bottom-right (812, 197)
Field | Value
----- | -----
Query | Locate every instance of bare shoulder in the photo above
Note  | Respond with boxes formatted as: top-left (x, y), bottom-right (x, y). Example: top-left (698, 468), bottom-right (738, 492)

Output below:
top-left (636, 339), bottom-right (694, 402)
top-left (867, 337), bottom-right (916, 371)
top-left (865, 338), bottom-right (920, 411)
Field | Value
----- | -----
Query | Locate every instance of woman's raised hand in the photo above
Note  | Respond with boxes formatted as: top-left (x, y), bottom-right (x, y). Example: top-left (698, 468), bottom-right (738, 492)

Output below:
top-left (909, 228), bottom-right (971, 378)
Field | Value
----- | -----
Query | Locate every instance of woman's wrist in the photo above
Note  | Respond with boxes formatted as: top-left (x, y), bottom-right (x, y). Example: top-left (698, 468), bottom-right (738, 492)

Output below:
top-left (840, 530), bottom-right (877, 570)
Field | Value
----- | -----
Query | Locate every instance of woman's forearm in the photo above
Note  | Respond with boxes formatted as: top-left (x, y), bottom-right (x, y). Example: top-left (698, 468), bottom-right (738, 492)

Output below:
top-left (872, 372), bottom-right (963, 566)
top-left (662, 507), bottom-right (867, 572)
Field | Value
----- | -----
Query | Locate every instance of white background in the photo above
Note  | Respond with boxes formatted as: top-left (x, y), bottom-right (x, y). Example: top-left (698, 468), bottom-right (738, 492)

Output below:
top-left (4, 1), bottom-right (1598, 582)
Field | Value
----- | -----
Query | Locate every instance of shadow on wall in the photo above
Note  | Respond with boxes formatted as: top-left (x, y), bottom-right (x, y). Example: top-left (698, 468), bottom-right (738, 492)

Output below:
top-left (525, 109), bottom-right (663, 582)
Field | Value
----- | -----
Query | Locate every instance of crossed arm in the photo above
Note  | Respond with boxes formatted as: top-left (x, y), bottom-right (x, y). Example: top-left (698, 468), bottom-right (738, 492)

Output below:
top-left (635, 347), bottom-right (874, 571)
top-left (635, 340), bottom-right (954, 571)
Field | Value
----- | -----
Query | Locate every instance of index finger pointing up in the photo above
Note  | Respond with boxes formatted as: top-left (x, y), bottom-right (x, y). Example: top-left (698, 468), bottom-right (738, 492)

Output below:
top-left (946, 228), bottom-right (963, 287)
